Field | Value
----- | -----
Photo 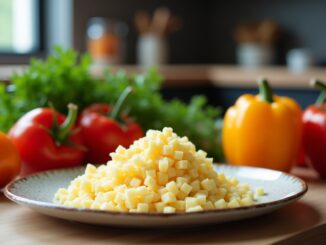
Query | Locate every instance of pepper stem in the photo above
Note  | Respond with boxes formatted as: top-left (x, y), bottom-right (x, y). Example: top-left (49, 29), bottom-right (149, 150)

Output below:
top-left (57, 103), bottom-right (78, 142)
top-left (311, 78), bottom-right (326, 106)
top-left (258, 78), bottom-right (274, 103)
top-left (110, 86), bottom-right (132, 120)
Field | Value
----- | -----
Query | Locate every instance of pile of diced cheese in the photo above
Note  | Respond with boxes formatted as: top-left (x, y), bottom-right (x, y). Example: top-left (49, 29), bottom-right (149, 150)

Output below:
top-left (54, 127), bottom-right (263, 213)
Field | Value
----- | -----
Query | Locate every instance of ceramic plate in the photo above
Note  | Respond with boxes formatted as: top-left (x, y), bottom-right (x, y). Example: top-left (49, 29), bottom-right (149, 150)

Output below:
top-left (4, 165), bottom-right (307, 228)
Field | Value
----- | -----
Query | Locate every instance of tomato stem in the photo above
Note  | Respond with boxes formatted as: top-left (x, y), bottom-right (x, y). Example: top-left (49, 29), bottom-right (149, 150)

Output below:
top-left (58, 103), bottom-right (78, 142)
top-left (311, 79), bottom-right (326, 106)
top-left (258, 78), bottom-right (274, 103)
top-left (111, 86), bottom-right (132, 121)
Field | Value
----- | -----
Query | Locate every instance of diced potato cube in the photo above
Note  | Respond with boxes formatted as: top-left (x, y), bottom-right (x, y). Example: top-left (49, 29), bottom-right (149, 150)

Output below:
top-left (214, 199), bottom-right (227, 209)
top-left (240, 197), bottom-right (253, 206)
top-left (144, 176), bottom-right (156, 189)
top-left (229, 178), bottom-right (239, 186)
top-left (227, 199), bottom-right (240, 208)
top-left (163, 145), bottom-right (173, 155)
top-left (189, 169), bottom-right (198, 178)
top-left (255, 187), bottom-right (265, 196)
top-left (176, 192), bottom-right (187, 200)
top-left (137, 203), bottom-right (149, 212)
top-left (180, 183), bottom-right (192, 195)
top-left (174, 200), bottom-right (185, 211)
top-left (166, 181), bottom-right (179, 195)
top-left (185, 197), bottom-right (198, 209)
top-left (85, 164), bottom-right (97, 175)
top-left (196, 150), bottom-right (207, 159)
top-left (168, 168), bottom-right (177, 178)
top-left (176, 177), bottom-right (188, 188)
top-left (239, 183), bottom-right (250, 192)
top-left (174, 151), bottom-right (183, 160)
top-left (159, 158), bottom-right (170, 173)
top-left (186, 205), bottom-right (203, 212)
top-left (204, 201), bottom-right (214, 210)
top-left (163, 127), bottom-right (173, 136)
top-left (176, 160), bottom-right (188, 170)
top-left (129, 178), bottom-right (141, 187)
top-left (155, 202), bottom-right (165, 212)
top-left (158, 172), bottom-right (169, 185)
top-left (187, 179), bottom-right (197, 190)
top-left (201, 178), bottom-right (214, 191)
top-left (161, 192), bottom-right (176, 204)
top-left (146, 170), bottom-right (156, 178)
top-left (163, 206), bottom-right (176, 213)
top-left (194, 193), bottom-right (207, 205)
top-left (116, 145), bottom-right (126, 155)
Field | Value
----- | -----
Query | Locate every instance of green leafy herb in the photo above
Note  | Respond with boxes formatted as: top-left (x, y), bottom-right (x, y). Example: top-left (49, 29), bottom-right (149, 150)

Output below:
top-left (0, 47), bottom-right (224, 161)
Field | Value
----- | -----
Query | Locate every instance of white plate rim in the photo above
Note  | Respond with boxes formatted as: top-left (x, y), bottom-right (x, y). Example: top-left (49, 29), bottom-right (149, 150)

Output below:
top-left (4, 164), bottom-right (308, 218)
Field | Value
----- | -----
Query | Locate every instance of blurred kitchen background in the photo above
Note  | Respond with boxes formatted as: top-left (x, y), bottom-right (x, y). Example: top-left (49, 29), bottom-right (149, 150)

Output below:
top-left (1, 0), bottom-right (326, 108)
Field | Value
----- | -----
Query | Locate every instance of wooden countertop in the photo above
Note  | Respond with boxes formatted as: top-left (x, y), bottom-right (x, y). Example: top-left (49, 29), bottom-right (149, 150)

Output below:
top-left (1, 64), bottom-right (326, 89)
top-left (1, 167), bottom-right (325, 245)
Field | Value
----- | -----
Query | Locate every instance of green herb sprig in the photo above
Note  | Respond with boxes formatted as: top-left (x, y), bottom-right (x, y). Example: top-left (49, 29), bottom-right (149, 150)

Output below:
top-left (0, 47), bottom-right (223, 161)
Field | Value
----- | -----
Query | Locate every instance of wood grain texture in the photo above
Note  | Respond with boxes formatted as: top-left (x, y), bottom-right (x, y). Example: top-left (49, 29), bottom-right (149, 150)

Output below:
top-left (1, 167), bottom-right (325, 245)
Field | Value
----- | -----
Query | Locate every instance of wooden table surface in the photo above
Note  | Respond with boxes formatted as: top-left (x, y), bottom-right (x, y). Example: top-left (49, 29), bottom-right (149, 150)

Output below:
top-left (1, 167), bottom-right (325, 245)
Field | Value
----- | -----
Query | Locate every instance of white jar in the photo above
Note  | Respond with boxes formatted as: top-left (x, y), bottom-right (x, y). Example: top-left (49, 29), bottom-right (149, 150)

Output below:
top-left (286, 48), bottom-right (314, 73)
top-left (236, 43), bottom-right (274, 68)
top-left (137, 34), bottom-right (168, 65)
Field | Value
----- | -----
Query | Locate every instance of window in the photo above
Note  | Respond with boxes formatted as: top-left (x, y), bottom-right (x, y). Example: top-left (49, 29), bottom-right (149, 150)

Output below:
top-left (0, 0), bottom-right (41, 54)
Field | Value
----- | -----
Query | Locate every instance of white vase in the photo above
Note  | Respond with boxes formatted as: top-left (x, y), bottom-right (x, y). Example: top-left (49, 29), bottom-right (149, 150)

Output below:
top-left (137, 34), bottom-right (168, 66)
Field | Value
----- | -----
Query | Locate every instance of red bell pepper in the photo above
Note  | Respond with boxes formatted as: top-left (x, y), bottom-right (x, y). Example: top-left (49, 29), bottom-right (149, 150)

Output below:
top-left (8, 104), bottom-right (85, 175)
top-left (80, 86), bottom-right (143, 164)
top-left (302, 79), bottom-right (326, 178)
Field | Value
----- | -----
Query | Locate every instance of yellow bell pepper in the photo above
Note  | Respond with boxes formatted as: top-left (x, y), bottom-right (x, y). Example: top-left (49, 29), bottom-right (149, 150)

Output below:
top-left (222, 79), bottom-right (302, 172)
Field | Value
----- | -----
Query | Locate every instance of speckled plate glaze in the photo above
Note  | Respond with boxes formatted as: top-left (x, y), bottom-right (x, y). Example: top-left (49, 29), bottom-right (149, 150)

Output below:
top-left (4, 165), bottom-right (307, 228)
